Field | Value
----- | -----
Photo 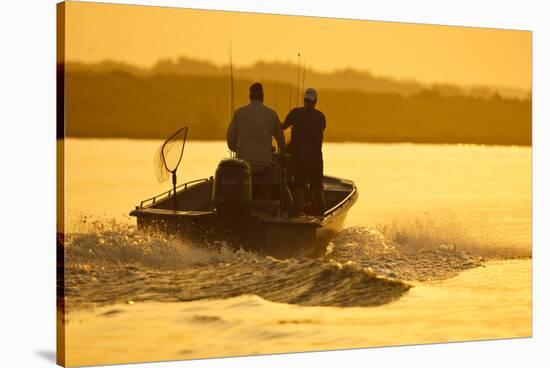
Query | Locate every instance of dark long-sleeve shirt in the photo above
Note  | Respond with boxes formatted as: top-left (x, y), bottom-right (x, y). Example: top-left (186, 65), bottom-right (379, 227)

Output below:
top-left (282, 107), bottom-right (326, 160)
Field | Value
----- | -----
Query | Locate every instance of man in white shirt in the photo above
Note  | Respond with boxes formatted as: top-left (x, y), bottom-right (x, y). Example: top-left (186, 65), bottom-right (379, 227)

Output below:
top-left (227, 82), bottom-right (286, 172)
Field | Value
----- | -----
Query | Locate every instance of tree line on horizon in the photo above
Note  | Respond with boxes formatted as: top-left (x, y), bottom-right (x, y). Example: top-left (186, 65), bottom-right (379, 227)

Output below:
top-left (61, 62), bottom-right (532, 146)
top-left (67, 57), bottom-right (531, 100)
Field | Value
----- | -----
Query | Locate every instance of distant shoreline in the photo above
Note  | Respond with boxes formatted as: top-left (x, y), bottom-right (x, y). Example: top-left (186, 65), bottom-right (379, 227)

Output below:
top-left (60, 63), bottom-right (532, 147)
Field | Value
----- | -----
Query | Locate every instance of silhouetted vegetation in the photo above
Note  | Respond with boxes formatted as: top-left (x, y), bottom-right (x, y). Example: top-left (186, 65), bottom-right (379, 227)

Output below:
top-left (67, 58), bottom-right (530, 100)
top-left (63, 61), bottom-right (531, 145)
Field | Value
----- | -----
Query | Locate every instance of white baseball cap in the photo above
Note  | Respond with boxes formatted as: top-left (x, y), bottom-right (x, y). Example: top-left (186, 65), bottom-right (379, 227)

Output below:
top-left (304, 88), bottom-right (317, 102)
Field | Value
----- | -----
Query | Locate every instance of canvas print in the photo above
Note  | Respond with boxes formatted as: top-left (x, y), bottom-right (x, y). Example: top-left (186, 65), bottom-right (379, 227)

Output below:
top-left (56, 1), bottom-right (532, 366)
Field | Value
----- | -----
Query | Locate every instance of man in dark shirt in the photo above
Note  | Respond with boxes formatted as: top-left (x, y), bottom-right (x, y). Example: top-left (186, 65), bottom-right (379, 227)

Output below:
top-left (282, 88), bottom-right (327, 216)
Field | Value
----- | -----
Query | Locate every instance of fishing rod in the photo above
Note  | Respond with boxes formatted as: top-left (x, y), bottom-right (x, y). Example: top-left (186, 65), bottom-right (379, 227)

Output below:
top-left (228, 39), bottom-right (236, 158)
top-left (274, 85), bottom-right (278, 112)
top-left (296, 52), bottom-right (301, 107)
top-left (302, 61), bottom-right (306, 106)
top-left (228, 39), bottom-right (235, 119)
top-left (288, 83), bottom-right (292, 111)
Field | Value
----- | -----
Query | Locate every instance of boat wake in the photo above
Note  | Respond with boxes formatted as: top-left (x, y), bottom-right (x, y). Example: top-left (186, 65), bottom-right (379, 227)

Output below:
top-left (61, 217), bottom-right (530, 310)
top-left (326, 219), bottom-right (530, 282)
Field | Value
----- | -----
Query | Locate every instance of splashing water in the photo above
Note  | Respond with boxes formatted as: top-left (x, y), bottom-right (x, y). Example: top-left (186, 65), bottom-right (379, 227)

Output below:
top-left (61, 216), bottom-right (529, 310)
top-left (326, 216), bottom-right (530, 281)
top-left (65, 218), bottom-right (249, 269)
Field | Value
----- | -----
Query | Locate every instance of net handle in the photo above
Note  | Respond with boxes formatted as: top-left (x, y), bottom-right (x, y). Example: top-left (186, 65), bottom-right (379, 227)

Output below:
top-left (161, 127), bottom-right (188, 174)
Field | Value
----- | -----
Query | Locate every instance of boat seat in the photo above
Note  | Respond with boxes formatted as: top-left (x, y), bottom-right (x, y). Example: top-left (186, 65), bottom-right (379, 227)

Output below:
top-left (251, 199), bottom-right (280, 215)
top-left (252, 164), bottom-right (281, 184)
top-left (251, 163), bottom-right (283, 200)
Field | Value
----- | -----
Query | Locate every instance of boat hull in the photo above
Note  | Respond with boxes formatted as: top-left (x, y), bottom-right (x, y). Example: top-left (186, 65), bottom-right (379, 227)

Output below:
top-left (135, 208), bottom-right (349, 258)
top-left (131, 176), bottom-right (357, 259)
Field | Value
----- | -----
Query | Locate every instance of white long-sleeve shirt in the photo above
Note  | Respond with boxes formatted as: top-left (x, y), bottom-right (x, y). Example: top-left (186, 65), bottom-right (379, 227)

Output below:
top-left (226, 100), bottom-right (285, 170)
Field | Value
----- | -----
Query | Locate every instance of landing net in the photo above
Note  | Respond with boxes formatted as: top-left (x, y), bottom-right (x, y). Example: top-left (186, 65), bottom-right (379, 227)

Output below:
top-left (154, 127), bottom-right (188, 183)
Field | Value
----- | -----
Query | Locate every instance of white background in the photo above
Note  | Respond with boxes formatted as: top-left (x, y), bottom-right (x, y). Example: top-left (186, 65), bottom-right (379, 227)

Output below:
top-left (0, 0), bottom-right (548, 367)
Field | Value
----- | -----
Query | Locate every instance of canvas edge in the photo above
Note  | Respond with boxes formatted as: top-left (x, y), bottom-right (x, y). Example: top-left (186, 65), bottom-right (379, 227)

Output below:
top-left (56, 1), bottom-right (67, 367)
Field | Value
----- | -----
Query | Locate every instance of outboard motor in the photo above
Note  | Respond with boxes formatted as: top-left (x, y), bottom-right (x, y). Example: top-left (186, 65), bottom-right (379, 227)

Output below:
top-left (212, 158), bottom-right (252, 214)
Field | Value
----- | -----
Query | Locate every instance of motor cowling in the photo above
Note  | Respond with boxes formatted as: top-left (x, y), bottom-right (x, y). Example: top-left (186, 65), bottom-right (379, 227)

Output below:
top-left (212, 158), bottom-right (252, 214)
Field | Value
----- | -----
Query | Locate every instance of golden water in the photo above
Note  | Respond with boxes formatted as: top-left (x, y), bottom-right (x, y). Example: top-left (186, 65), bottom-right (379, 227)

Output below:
top-left (60, 139), bottom-right (532, 366)
top-left (66, 261), bottom-right (531, 366)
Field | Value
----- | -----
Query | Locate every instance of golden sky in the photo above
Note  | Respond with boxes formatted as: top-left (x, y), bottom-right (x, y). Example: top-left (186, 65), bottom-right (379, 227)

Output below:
top-left (64, 1), bottom-right (532, 89)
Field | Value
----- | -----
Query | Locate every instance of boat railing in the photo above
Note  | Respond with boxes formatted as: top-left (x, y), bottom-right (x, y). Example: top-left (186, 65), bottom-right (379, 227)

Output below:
top-left (139, 177), bottom-right (211, 209)
top-left (323, 185), bottom-right (358, 218)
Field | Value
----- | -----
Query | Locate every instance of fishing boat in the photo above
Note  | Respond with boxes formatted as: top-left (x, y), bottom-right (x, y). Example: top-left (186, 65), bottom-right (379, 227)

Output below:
top-left (130, 142), bottom-right (358, 258)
